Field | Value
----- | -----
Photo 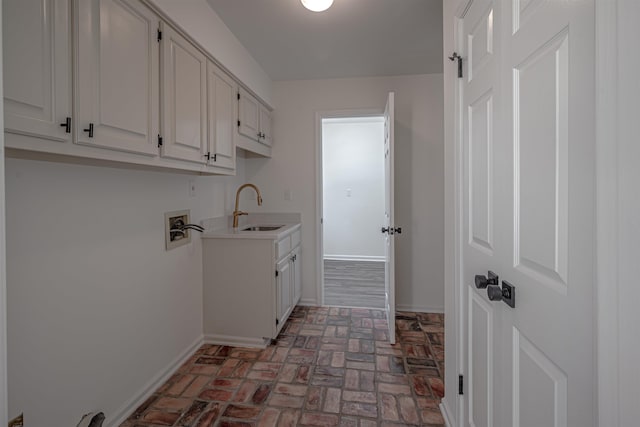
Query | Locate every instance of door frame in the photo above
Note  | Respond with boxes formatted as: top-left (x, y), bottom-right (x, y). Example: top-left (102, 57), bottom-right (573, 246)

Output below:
top-left (0, 3), bottom-right (8, 422)
top-left (314, 108), bottom-right (383, 306)
top-left (443, 0), bottom-right (621, 426)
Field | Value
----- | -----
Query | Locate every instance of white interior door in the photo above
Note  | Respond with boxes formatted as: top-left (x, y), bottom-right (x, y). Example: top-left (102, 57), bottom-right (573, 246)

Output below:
top-left (460, 0), bottom-right (595, 426)
top-left (383, 92), bottom-right (396, 345)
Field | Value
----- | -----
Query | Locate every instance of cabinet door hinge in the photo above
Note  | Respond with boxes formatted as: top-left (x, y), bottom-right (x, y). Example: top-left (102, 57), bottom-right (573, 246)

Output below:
top-left (237, 120), bottom-right (241, 127)
top-left (157, 29), bottom-right (162, 42)
top-left (276, 318), bottom-right (279, 325)
top-left (459, 375), bottom-right (464, 395)
top-left (275, 270), bottom-right (279, 277)
top-left (157, 135), bottom-right (163, 147)
top-left (237, 93), bottom-right (241, 100)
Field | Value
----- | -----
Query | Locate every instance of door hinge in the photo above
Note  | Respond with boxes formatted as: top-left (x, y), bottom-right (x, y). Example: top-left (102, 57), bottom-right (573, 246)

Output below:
top-left (157, 29), bottom-right (162, 42)
top-left (449, 52), bottom-right (463, 78)
top-left (237, 120), bottom-right (241, 127)
top-left (157, 135), bottom-right (163, 147)
top-left (276, 318), bottom-right (279, 325)
top-left (275, 270), bottom-right (279, 277)
top-left (459, 375), bottom-right (464, 395)
top-left (237, 93), bottom-right (241, 100)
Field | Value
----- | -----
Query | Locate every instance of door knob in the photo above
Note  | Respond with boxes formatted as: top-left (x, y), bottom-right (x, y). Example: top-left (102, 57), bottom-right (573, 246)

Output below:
top-left (486, 280), bottom-right (516, 308)
top-left (474, 270), bottom-right (498, 289)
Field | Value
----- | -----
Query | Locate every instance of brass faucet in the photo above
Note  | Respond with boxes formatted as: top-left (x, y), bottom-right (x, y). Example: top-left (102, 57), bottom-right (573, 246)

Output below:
top-left (233, 183), bottom-right (263, 228)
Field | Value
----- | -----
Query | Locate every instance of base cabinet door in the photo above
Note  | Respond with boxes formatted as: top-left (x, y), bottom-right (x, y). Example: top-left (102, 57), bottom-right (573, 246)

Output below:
top-left (207, 61), bottom-right (236, 170)
top-left (75, 0), bottom-right (159, 156)
top-left (292, 246), bottom-right (301, 306)
top-left (276, 257), bottom-right (292, 333)
top-left (3, 0), bottom-right (71, 143)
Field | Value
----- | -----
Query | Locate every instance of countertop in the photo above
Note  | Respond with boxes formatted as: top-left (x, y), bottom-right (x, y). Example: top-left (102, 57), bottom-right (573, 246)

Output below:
top-left (201, 213), bottom-right (302, 240)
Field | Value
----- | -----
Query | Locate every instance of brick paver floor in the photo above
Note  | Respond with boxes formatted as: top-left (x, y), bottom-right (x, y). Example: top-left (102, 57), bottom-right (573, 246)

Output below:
top-left (121, 306), bottom-right (445, 426)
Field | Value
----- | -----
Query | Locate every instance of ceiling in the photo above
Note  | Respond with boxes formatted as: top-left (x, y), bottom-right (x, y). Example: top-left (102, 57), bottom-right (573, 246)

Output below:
top-left (206, 0), bottom-right (443, 81)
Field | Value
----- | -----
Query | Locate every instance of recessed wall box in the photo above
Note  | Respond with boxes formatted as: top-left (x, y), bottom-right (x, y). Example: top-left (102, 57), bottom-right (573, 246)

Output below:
top-left (165, 210), bottom-right (191, 250)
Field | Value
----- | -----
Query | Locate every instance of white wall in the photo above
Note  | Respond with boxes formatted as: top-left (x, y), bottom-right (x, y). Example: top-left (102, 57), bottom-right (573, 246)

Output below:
top-left (322, 118), bottom-right (385, 260)
top-left (150, 0), bottom-right (273, 106)
top-left (245, 74), bottom-right (445, 312)
top-left (5, 155), bottom-right (246, 426)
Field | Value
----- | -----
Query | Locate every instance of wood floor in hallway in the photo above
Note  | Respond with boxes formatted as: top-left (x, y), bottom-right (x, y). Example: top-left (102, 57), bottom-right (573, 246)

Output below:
top-left (323, 260), bottom-right (385, 309)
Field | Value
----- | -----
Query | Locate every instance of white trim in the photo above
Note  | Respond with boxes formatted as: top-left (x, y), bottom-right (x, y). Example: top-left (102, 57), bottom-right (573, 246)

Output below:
top-left (314, 108), bottom-right (384, 307)
top-left (397, 304), bottom-right (444, 314)
top-left (323, 255), bottom-right (385, 262)
top-left (0, 4), bottom-right (7, 422)
top-left (203, 334), bottom-right (268, 349)
top-left (108, 335), bottom-right (204, 427)
top-left (440, 400), bottom-right (455, 427)
top-left (595, 0), bottom-right (620, 426)
top-left (298, 297), bottom-right (319, 307)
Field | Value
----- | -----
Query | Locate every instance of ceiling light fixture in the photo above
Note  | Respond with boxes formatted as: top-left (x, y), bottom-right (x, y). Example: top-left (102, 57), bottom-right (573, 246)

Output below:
top-left (301, 0), bottom-right (334, 12)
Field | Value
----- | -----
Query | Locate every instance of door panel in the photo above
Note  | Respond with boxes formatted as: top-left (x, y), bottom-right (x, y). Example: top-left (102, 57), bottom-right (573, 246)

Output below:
top-left (76, 0), bottom-right (159, 155)
top-left (383, 92), bottom-right (396, 344)
top-left (461, 0), bottom-right (501, 425)
top-left (238, 87), bottom-right (260, 141)
top-left (161, 24), bottom-right (207, 163)
top-left (469, 292), bottom-right (494, 427)
top-left (207, 61), bottom-right (236, 170)
top-left (4, 0), bottom-right (71, 143)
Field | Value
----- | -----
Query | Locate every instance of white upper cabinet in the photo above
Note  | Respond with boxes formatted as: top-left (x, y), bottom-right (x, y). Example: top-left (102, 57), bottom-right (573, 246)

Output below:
top-left (161, 24), bottom-right (207, 164)
top-left (3, 0), bottom-right (72, 143)
top-left (238, 87), bottom-right (272, 146)
top-left (75, 0), bottom-right (159, 156)
top-left (207, 61), bottom-right (236, 170)
top-left (258, 104), bottom-right (272, 147)
top-left (238, 87), bottom-right (260, 142)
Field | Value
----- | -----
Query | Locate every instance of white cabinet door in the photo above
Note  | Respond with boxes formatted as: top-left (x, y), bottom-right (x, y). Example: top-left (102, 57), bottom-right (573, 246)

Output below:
top-left (238, 87), bottom-right (260, 142)
top-left (258, 104), bottom-right (272, 146)
top-left (3, 0), bottom-right (71, 143)
top-left (292, 246), bottom-right (301, 306)
top-left (207, 61), bottom-right (235, 170)
top-left (161, 24), bottom-right (207, 164)
top-left (276, 257), bottom-right (291, 332)
top-left (75, 0), bottom-right (159, 156)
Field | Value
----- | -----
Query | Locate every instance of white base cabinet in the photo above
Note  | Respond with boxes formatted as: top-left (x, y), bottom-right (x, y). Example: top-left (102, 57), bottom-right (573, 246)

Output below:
top-left (203, 227), bottom-right (301, 347)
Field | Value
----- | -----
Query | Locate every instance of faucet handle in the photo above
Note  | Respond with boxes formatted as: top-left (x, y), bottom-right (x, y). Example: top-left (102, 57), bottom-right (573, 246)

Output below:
top-left (236, 211), bottom-right (248, 216)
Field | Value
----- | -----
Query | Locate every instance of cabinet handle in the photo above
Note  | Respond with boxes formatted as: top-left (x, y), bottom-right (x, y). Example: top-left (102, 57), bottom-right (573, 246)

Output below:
top-left (204, 152), bottom-right (210, 161)
top-left (60, 117), bottom-right (71, 134)
top-left (83, 123), bottom-right (94, 138)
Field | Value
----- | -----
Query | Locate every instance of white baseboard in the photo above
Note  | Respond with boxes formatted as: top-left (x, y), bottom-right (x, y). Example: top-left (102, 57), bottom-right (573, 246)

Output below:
top-left (204, 333), bottom-right (269, 349)
top-left (323, 255), bottom-right (385, 262)
top-left (108, 335), bottom-right (204, 427)
top-left (298, 297), bottom-right (319, 307)
top-left (440, 399), bottom-right (455, 427)
top-left (397, 304), bottom-right (444, 314)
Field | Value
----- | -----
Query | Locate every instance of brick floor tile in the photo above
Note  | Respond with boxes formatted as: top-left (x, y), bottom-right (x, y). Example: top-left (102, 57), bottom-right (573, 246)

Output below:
top-left (398, 395), bottom-right (420, 424)
top-left (176, 400), bottom-right (208, 426)
top-left (379, 394), bottom-right (399, 421)
top-left (141, 411), bottom-right (180, 425)
top-left (199, 388), bottom-right (235, 401)
top-left (342, 390), bottom-right (377, 404)
top-left (153, 397), bottom-right (191, 411)
top-left (299, 412), bottom-right (340, 426)
top-left (251, 383), bottom-right (272, 404)
top-left (378, 382), bottom-right (412, 395)
top-left (222, 404), bottom-right (261, 419)
top-left (305, 386), bottom-right (323, 411)
top-left (279, 409), bottom-right (300, 427)
top-left (341, 402), bottom-right (377, 418)
top-left (233, 381), bottom-right (258, 403)
top-left (269, 394), bottom-right (304, 408)
top-left (257, 407), bottom-right (280, 427)
top-left (324, 387), bottom-right (341, 413)
top-left (183, 375), bottom-right (211, 398)
top-left (331, 352), bottom-right (345, 367)
top-left (344, 369), bottom-right (359, 389)
top-left (195, 402), bottom-right (223, 426)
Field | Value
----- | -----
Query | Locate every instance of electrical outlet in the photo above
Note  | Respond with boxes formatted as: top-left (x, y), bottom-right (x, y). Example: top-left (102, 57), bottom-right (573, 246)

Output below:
top-left (8, 413), bottom-right (23, 427)
top-left (188, 179), bottom-right (196, 197)
top-left (165, 210), bottom-right (191, 250)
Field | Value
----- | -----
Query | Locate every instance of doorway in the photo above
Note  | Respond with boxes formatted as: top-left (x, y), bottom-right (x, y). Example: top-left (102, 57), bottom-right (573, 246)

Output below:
top-left (320, 116), bottom-right (386, 308)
